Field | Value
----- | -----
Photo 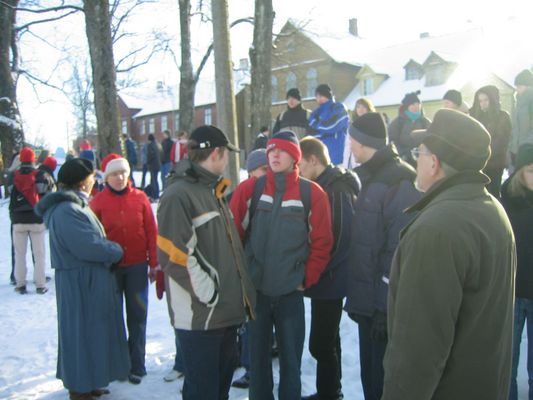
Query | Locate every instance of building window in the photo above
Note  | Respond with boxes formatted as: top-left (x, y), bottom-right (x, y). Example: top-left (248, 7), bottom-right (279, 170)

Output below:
top-left (306, 68), bottom-right (318, 98)
top-left (140, 120), bottom-right (145, 135)
top-left (204, 108), bottom-right (212, 125)
top-left (286, 72), bottom-right (297, 93)
top-left (362, 78), bottom-right (374, 95)
top-left (175, 112), bottom-right (180, 131)
top-left (121, 120), bottom-right (128, 134)
top-left (405, 64), bottom-right (423, 81)
top-left (161, 115), bottom-right (168, 132)
top-left (425, 65), bottom-right (446, 86)
top-left (271, 76), bottom-right (278, 102)
top-left (287, 36), bottom-right (296, 53)
top-left (149, 118), bottom-right (155, 134)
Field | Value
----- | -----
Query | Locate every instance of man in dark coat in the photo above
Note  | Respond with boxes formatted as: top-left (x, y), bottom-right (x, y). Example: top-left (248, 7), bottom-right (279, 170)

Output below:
top-left (123, 134), bottom-right (138, 186)
top-left (382, 109), bottom-right (516, 400)
top-left (510, 69), bottom-right (533, 165)
top-left (345, 113), bottom-right (421, 400)
top-left (146, 134), bottom-right (161, 200)
top-left (299, 136), bottom-right (360, 400)
top-left (273, 88), bottom-right (311, 138)
top-left (160, 130), bottom-right (174, 188)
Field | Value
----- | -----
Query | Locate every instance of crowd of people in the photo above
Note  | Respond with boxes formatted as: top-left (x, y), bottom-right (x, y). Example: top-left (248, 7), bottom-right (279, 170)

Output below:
top-left (5, 67), bottom-right (533, 400)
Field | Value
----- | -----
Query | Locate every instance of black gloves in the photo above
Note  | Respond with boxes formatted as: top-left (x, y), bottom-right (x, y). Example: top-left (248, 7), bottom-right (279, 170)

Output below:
top-left (370, 311), bottom-right (388, 342)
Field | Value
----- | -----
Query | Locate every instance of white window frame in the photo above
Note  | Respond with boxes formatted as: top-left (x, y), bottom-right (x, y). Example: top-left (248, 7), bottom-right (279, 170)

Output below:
top-left (204, 108), bottom-right (212, 125)
top-left (149, 118), bottom-right (155, 134)
top-left (306, 68), bottom-right (318, 98)
top-left (161, 115), bottom-right (168, 132)
top-left (121, 119), bottom-right (128, 134)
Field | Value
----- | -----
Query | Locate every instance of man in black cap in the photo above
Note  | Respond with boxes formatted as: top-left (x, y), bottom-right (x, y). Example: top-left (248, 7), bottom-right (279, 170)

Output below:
top-left (345, 112), bottom-right (420, 400)
top-left (510, 69), bottom-right (533, 164)
top-left (308, 83), bottom-right (350, 165)
top-left (382, 109), bottom-right (516, 400)
top-left (156, 125), bottom-right (256, 400)
top-left (273, 88), bottom-right (311, 138)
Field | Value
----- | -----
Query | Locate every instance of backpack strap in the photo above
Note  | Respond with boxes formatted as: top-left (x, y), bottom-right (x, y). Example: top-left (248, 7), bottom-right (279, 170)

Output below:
top-left (299, 177), bottom-right (312, 230)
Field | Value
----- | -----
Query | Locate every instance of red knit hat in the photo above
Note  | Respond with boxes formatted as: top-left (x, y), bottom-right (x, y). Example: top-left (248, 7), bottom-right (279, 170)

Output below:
top-left (19, 147), bottom-right (36, 164)
top-left (266, 130), bottom-right (302, 163)
top-left (79, 140), bottom-right (92, 151)
top-left (101, 153), bottom-right (130, 179)
top-left (42, 156), bottom-right (57, 171)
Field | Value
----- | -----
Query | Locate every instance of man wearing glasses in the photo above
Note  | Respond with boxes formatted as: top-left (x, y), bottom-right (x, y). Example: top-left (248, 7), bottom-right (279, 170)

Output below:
top-left (346, 112), bottom-right (420, 400)
top-left (382, 109), bottom-right (516, 400)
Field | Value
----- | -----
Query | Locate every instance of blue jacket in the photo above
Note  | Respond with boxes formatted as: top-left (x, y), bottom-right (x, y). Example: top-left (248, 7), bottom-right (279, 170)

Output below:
top-left (344, 145), bottom-right (421, 317)
top-left (305, 165), bottom-right (360, 299)
top-left (36, 190), bottom-right (130, 392)
top-left (125, 138), bottom-right (137, 165)
top-left (308, 100), bottom-right (349, 165)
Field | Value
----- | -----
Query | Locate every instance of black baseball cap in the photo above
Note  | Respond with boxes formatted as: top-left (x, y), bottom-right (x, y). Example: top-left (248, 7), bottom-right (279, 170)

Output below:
top-left (189, 125), bottom-right (240, 152)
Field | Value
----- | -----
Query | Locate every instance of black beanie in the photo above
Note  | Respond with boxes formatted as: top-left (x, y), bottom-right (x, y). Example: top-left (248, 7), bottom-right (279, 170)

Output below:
top-left (58, 158), bottom-right (95, 186)
top-left (443, 89), bottom-right (462, 106)
top-left (516, 144), bottom-right (533, 171)
top-left (402, 90), bottom-right (421, 107)
top-left (349, 112), bottom-right (388, 149)
top-left (515, 70), bottom-right (533, 87)
top-left (286, 88), bottom-right (301, 101)
top-left (315, 84), bottom-right (333, 99)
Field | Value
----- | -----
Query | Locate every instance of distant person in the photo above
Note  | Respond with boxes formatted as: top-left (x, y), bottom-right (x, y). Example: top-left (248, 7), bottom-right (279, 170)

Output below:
top-left (140, 142), bottom-right (148, 189)
top-left (160, 130), bottom-right (174, 188)
top-left (345, 97), bottom-right (376, 168)
top-left (501, 144), bottom-right (533, 400)
top-left (273, 88), bottom-right (311, 138)
top-left (308, 84), bottom-right (349, 165)
top-left (170, 130), bottom-right (189, 167)
top-left (469, 85), bottom-right (512, 197)
top-left (38, 156), bottom-right (58, 193)
top-left (299, 137), bottom-right (360, 400)
top-left (382, 109), bottom-right (515, 400)
top-left (510, 69), bottom-right (533, 166)
top-left (253, 126), bottom-right (270, 150)
top-left (388, 90), bottom-right (431, 166)
top-left (36, 158), bottom-right (129, 400)
top-left (78, 140), bottom-right (96, 166)
top-left (442, 89), bottom-right (468, 113)
top-left (37, 149), bottom-right (51, 165)
top-left (90, 153), bottom-right (158, 385)
top-left (146, 134), bottom-right (161, 201)
top-left (123, 134), bottom-right (138, 187)
top-left (346, 113), bottom-right (420, 400)
top-left (10, 147), bottom-right (55, 294)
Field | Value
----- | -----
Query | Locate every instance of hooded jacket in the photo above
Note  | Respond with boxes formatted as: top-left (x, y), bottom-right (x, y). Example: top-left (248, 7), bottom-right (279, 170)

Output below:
top-left (157, 159), bottom-right (256, 331)
top-left (469, 85), bottom-right (512, 171)
top-left (382, 171), bottom-right (515, 400)
top-left (510, 87), bottom-right (533, 154)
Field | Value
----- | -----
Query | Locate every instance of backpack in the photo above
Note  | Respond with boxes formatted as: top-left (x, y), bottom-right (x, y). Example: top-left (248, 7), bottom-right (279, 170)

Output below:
top-left (10, 169), bottom-right (40, 211)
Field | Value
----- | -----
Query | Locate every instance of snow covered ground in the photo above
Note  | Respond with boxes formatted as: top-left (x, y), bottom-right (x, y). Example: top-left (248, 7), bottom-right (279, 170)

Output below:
top-left (0, 188), bottom-right (529, 399)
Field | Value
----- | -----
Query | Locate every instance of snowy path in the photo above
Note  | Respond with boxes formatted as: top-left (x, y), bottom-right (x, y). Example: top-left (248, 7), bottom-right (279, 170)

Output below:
top-left (0, 197), bottom-right (528, 399)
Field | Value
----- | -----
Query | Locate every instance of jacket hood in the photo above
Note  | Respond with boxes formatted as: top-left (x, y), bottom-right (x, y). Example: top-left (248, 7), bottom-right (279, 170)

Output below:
top-left (318, 165), bottom-right (361, 194)
top-left (470, 85), bottom-right (501, 117)
top-left (35, 190), bottom-right (84, 222)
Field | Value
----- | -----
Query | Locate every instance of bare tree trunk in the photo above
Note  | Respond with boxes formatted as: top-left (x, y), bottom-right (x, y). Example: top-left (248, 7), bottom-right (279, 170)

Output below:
top-left (211, 0), bottom-right (240, 186)
top-left (0, 0), bottom-right (24, 168)
top-left (83, 0), bottom-right (122, 156)
top-left (178, 0), bottom-right (195, 135)
top-left (249, 0), bottom-right (273, 142)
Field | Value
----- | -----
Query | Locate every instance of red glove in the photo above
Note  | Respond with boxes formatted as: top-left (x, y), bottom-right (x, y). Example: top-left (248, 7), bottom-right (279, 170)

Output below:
top-left (156, 270), bottom-right (165, 300)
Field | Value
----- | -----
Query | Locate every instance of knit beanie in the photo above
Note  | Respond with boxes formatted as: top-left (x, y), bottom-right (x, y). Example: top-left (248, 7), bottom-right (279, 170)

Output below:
top-left (402, 90), bottom-right (421, 107)
top-left (19, 147), bottom-right (35, 164)
top-left (286, 88), bottom-right (301, 101)
top-left (246, 149), bottom-right (267, 173)
top-left (42, 156), bottom-right (58, 171)
top-left (266, 130), bottom-right (302, 163)
top-left (315, 84), bottom-right (333, 100)
top-left (58, 158), bottom-right (95, 186)
top-left (101, 153), bottom-right (130, 179)
top-left (79, 140), bottom-right (92, 151)
top-left (349, 112), bottom-right (388, 149)
top-left (516, 144), bottom-right (533, 171)
top-left (443, 89), bottom-right (462, 106)
top-left (515, 69), bottom-right (533, 87)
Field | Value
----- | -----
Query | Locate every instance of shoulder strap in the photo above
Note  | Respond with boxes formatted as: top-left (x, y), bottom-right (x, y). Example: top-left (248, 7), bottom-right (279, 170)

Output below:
top-left (249, 175), bottom-right (267, 224)
top-left (299, 178), bottom-right (311, 226)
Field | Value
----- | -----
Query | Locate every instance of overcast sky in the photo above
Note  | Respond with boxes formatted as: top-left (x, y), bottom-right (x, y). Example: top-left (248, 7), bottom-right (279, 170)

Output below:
top-left (15, 0), bottom-right (533, 151)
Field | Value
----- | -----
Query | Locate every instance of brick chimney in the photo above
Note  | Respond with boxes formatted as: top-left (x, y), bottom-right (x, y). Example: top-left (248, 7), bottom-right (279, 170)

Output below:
top-left (349, 18), bottom-right (358, 37)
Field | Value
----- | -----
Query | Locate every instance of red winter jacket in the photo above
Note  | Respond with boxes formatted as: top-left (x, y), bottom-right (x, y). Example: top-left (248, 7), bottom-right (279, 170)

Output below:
top-left (90, 184), bottom-right (158, 268)
top-left (170, 140), bottom-right (188, 165)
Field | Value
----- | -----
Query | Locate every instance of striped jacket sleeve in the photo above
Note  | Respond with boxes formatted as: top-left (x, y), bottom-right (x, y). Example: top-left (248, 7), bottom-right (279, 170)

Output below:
top-left (157, 192), bottom-right (219, 307)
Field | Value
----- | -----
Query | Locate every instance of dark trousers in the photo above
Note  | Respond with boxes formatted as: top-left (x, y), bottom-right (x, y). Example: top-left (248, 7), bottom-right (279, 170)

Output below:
top-left (115, 263), bottom-right (149, 376)
top-left (10, 223), bottom-right (15, 283)
top-left (309, 298), bottom-right (343, 399)
top-left (128, 160), bottom-right (136, 187)
top-left (173, 329), bottom-right (184, 373)
top-left (141, 164), bottom-right (148, 188)
top-left (358, 316), bottom-right (387, 400)
top-left (177, 326), bottom-right (239, 400)
top-left (249, 290), bottom-right (305, 400)
top-left (150, 169), bottom-right (160, 200)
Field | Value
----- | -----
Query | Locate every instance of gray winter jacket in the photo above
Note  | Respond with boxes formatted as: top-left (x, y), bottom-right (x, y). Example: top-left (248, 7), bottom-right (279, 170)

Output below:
top-left (510, 87), bottom-right (533, 154)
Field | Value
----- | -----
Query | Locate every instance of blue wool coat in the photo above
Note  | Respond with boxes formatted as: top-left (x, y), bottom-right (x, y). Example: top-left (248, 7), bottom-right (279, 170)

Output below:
top-left (36, 190), bottom-right (129, 392)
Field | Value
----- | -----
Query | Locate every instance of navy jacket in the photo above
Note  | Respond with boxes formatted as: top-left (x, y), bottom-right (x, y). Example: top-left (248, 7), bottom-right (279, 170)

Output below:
top-left (305, 165), bottom-right (360, 299)
top-left (345, 144), bottom-right (421, 317)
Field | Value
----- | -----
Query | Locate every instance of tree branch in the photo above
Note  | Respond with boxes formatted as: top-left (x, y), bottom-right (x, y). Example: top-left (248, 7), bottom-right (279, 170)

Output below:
top-left (15, 9), bottom-right (79, 32)
top-left (0, 1), bottom-right (84, 13)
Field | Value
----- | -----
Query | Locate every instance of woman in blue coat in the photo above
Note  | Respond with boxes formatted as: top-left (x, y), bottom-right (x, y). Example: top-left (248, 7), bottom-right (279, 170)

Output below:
top-left (36, 158), bottom-right (130, 400)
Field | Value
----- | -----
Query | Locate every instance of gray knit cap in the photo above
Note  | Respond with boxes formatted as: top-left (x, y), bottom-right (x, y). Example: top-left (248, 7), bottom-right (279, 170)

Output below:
top-left (246, 149), bottom-right (267, 173)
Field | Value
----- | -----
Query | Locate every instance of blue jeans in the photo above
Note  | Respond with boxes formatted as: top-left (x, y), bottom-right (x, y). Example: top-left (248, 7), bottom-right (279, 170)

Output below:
top-left (161, 162), bottom-right (171, 189)
top-left (510, 297), bottom-right (533, 400)
top-left (358, 315), bottom-right (387, 400)
top-left (115, 263), bottom-right (149, 376)
top-left (249, 290), bottom-right (305, 400)
top-left (173, 329), bottom-right (184, 373)
top-left (150, 169), bottom-right (160, 200)
top-left (176, 326), bottom-right (239, 400)
top-left (239, 323), bottom-right (250, 373)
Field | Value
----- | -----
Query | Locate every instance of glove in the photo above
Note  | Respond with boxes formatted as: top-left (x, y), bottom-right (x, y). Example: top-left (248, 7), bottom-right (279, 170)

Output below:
top-left (148, 264), bottom-right (161, 283)
top-left (370, 311), bottom-right (388, 342)
top-left (155, 270), bottom-right (165, 300)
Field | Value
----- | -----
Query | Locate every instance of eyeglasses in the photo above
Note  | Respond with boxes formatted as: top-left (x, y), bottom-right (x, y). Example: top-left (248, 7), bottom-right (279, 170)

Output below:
top-left (410, 148), bottom-right (432, 161)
